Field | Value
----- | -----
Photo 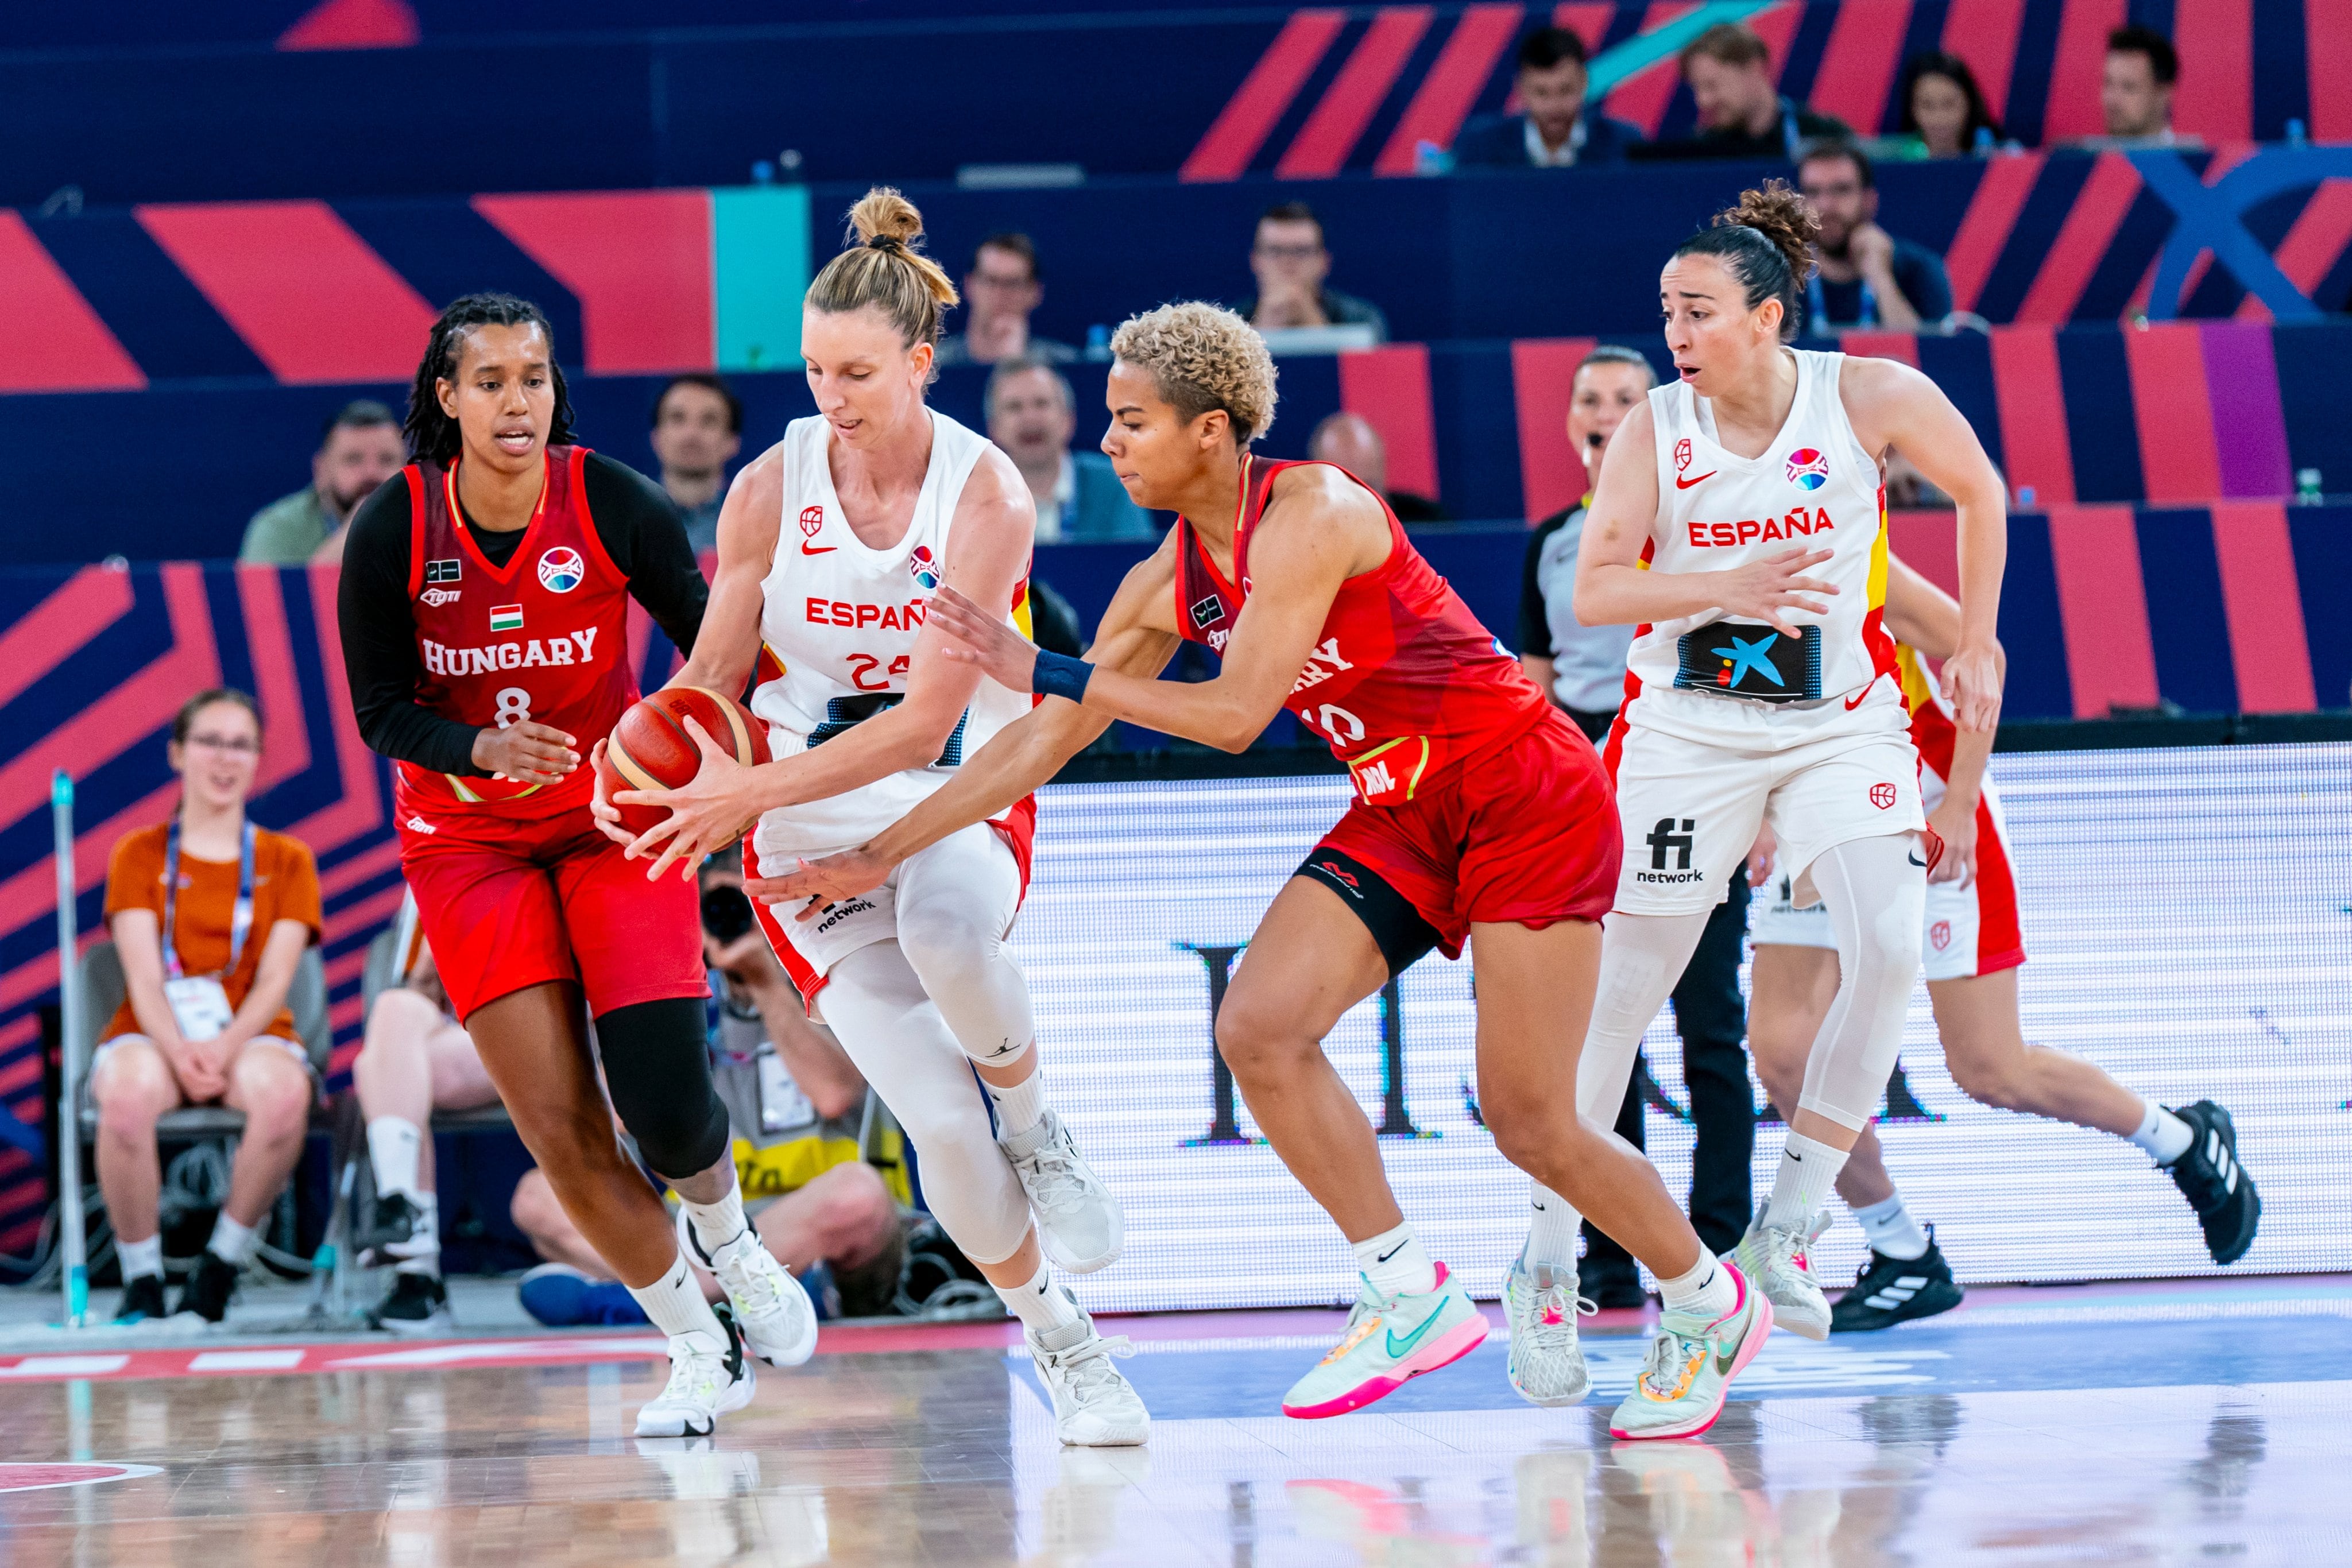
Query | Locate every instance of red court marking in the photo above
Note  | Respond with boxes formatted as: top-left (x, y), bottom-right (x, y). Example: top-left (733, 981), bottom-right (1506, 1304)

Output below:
top-left (135, 202), bottom-right (434, 385)
top-left (1182, 10), bottom-right (1348, 181)
top-left (1603, 2), bottom-right (1701, 137)
top-left (1808, 0), bottom-right (1912, 134)
top-left (2308, 0), bottom-right (2352, 144)
top-left (0, 214), bottom-right (145, 393)
top-left (1337, 343), bottom-right (1441, 498)
top-left (2208, 501), bottom-right (2316, 714)
top-left (1987, 324), bottom-right (2075, 506)
top-left (0, 566), bottom-right (135, 713)
top-left (1279, 7), bottom-right (1434, 177)
top-left (2041, 0), bottom-right (2126, 144)
top-left (277, 0), bottom-right (418, 50)
top-left (1943, 152), bottom-right (2044, 313)
top-left (0, 1464), bottom-right (153, 1493)
top-left (2044, 504), bottom-right (2160, 718)
top-left (2240, 178), bottom-right (2352, 322)
top-left (1376, 4), bottom-right (1523, 172)
top-left (473, 192), bottom-right (713, 375)
top-left (234, 566), bottom-right (312, 795)
top-left (1508, 336), bottom-right (1597, 522)
top-left (1837, 330), bottom-right (1918, 367)
top-left (1939, 0), bottom-right (2024, 122)
top-left (2121, 323), bottom-right (2222, 504)
top-left (2016, 151), bottom-right (2141, 324)
top-left (2171, 0), bottom-right (2250, 145)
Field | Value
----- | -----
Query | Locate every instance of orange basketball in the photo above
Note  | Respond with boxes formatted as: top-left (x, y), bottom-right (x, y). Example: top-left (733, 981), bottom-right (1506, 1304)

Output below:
top-left (598, 687), bottom-right (772, 841)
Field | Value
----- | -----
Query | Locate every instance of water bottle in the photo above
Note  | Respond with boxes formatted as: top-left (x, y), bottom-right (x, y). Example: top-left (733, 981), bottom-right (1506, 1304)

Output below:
top-left (2017, 485), bottom-right (2037, 509)
top-left (2287, 118), bottom-right (2308, 149)
top-left (1086, 324), bottom-right (1111, 362)
top-left (2296, 467), bottom-right (2323, 504)
top-left (1413, 140), bottom-right (1453, 176)
top-left (750, 160), bottom-right (776, 184)
top-left (1973, 125), bottom-right (1995, 154)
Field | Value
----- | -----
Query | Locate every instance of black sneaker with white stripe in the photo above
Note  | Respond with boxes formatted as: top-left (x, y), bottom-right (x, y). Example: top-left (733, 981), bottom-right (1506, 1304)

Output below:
top-left (1828, 1231), bottom-right (1963, 1333)
top-left (2164, 1100), bottom-right (2260, 1265)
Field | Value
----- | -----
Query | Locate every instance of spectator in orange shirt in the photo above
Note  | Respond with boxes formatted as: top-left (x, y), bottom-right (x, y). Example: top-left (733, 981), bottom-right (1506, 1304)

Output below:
top-left (94, 689), bottom-right (322, 1326)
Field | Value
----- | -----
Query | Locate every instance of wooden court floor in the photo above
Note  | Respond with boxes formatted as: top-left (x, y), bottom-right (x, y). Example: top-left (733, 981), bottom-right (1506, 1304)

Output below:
top-left (0, 1278), bottom-right (2343, 1565)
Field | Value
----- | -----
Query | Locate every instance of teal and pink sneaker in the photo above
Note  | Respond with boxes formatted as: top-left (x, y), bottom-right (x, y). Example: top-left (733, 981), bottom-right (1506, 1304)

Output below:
top-left (1282, 1262), bottom-right (1488, 1419)
top-left (1608, 1260), bottom-right (1773, 1441)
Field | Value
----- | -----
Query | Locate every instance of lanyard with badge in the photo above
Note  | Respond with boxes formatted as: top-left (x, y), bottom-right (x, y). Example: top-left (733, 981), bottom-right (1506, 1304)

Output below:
top-left (160, 818), bottom-right (256, 1043)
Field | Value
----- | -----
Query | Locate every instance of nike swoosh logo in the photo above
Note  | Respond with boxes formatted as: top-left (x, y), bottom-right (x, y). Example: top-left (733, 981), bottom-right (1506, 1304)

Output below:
top-left (1375, 1241), bottom-right (1407, 1264)
top-left (1384, 1306), bottom-right (1446, 1360)
top-left (1907, 853), bottom-right (1927, 868)
top-left (1845, 687), bottom-right (1873, 710)
top-left (800, 542), bottom-right (838, 555)
top-left (1673, 473), bottom-right (1717, 490)
top-left (1715, 1340), bottom-right (1739, 1375)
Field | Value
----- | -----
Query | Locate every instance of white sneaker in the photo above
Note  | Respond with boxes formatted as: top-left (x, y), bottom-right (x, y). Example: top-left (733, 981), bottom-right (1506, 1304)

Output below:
top-left (677, 1205), bottom-right (819, 1368)
top-left (1503, 1258), bottom-right (1596, 1407)
top-left (634, 1308), bottom-right (756, 1438)
top-left (1002, 1109), bottom-right (1124, 1274)
top-left (1028, 1307), bottom-right (1150, 1447)
top-left (1734, 1211), bottom-right (1831, 1342)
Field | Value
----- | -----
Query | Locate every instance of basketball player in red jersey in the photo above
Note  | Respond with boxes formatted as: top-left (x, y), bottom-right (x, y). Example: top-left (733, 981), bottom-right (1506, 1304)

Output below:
top-left (757, 303), bottom-right (1771, 1439)
top-left (337, 294), bottom-right (813, 1438)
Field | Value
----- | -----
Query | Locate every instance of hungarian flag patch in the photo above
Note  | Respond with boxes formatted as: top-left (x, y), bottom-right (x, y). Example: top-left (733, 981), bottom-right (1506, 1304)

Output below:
top-left (489, 605), bottom-right (524, 633)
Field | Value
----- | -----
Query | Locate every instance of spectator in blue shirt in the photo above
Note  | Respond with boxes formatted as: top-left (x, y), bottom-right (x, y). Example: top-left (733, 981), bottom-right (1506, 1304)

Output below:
top-left (986, 357), bottom-right (1156, 544)
top-left (1453, 26), bottom-right (1643, 169)
top-left (1796, 140), bottom-right (1952, 332)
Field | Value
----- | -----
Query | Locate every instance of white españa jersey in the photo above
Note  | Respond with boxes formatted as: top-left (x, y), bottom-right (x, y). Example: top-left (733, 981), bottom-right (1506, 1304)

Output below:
top-left (749, 411), bottom-right (1034, 862)
top-left (1632, 348), bottom-right (1901, 726)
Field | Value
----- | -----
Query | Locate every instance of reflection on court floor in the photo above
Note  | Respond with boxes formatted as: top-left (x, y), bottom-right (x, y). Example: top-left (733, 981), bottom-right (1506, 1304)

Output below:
top-left (0, 1276), bottom-right (2338, 1564)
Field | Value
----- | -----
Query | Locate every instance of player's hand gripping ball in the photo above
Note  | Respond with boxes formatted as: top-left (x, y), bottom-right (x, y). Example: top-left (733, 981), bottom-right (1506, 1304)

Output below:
top-left (595, 687), bottom-right (771, 840)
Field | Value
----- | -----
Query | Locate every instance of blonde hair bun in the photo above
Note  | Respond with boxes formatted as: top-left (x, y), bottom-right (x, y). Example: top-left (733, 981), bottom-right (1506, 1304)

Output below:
top-left (848, 187), bottom-right (927, 250)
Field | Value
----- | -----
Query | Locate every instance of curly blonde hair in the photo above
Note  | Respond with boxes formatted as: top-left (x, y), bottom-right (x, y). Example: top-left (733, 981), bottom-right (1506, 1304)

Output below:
top-left (1108, 302), bottom-right (1278, 444)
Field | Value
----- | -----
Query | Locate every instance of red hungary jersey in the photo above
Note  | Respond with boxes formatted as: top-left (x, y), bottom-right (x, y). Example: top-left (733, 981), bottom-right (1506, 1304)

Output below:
top-left (1173, 456), bottom-right (1548, 806)
top-left (396, 444), bottom-right (637, 816)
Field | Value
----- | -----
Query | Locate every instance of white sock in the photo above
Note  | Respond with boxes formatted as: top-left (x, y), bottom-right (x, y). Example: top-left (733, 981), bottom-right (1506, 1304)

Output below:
top-left (987, 1064), bottom-right (1048, 1142)
top-left (366, 1116), bottom-right (424, 1201)
top-left (1764, 1133), bottom-right (1848, 1230)
top-left (208, 1213), bottom-right (258, 1267)
top-left (1353, 1219), bottom-right (1439, 1298)
top-left (1657, 1245), bottom-right (1737, 1322)
top-left (628, 1254), bottom-right (728, 1344)
top-left (118, 1233), bottom-right (163, 1281)
top-left (1521, 1183), bottom-right (1582, 1272)
top-left (1852, 1193), bottom-right (1931, 1261)
top-left (392, 1194), bottom-right (442, 1277)
top-left (681, 1171), bottom-right (749, 1256)
top-left (995, 1261), bottom-right (1085, 1338)
top-left (2129, 1100), bottom-right (2194, 1165)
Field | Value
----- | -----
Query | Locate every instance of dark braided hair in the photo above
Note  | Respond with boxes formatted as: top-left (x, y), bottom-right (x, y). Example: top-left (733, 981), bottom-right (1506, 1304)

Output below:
top-left (1672, 181), bottom-right (1820, 342)
top-left (403, 293), bottom-right (575, 466)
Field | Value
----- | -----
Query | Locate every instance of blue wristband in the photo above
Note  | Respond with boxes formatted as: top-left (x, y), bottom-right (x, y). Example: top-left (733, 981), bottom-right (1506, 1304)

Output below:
top-left (1034, 648), bottom-right (1094, 704)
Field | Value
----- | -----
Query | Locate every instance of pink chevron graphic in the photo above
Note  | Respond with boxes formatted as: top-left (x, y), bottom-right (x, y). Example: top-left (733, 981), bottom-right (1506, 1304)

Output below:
top-left (235, 563), bottom-right (314, 793)
top-left (0, 567), bottom-right (136, 713)
top-left (281, 568), bottom-right (382, 860)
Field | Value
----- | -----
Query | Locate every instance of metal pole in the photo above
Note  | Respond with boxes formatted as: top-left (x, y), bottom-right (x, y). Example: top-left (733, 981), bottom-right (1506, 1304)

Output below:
top-left (52, 769), bottom-right (88, 1329)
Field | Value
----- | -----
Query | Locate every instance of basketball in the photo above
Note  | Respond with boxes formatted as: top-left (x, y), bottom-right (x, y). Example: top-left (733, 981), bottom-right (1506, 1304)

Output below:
top-left (598, 686), bottom-right (771, 839)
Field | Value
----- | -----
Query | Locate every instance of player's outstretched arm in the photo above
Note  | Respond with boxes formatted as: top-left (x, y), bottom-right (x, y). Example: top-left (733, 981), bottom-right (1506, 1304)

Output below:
top-left (1884, 553), bottom-right (2006, 882)
top-left (749, 544), bottom-right (1185, 914)
top-left (1847, 356), bottom-right (2007, 733)
top-left (1572, 400), bottom-right (1842, 638)
top-left (927, 464), bottom-right (1378, 754)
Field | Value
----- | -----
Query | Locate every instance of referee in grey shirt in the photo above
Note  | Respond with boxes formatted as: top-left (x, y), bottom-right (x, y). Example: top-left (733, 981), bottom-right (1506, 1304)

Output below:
top-left (1515, 343), bottom-right (1757, 1308)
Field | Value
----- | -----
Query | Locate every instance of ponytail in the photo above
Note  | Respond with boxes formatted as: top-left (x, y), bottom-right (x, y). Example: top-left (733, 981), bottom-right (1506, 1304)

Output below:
top-left (1672, 180), bottom-right (1820, 341)
top-left (806, 188), bottom-right (960, 373)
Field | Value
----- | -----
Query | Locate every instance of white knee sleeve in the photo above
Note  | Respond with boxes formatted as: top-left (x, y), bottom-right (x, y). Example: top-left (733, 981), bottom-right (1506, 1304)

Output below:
top-left (818, 943), bottom-right (1031, 1266)
top-left (892, 826), bottom-right (1038, 1068)
top-left (1796, 834), bottom-right (1926, 1130)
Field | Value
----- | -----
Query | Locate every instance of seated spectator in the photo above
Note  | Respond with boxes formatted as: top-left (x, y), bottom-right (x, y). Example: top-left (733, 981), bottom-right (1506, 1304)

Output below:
top-left (935, 233), bottom-right (1078, 368)
top-left (1307, 412), bottom-right (1447, 525)
top-left (985, 357), bottom-right (1157, 544)
top-left (95, 689), bottom-right (322, 1325)
top-left (1797, 140), bottom-right (1952, 331)
top-left (1641, 22), bottom-right (1850, 160)
top-left (649, 374), bottom-right (743, 554)
top-left (1518, 347), bottom-right (1647, 735)
top-left (1452, 26), bottom-right (1643, 168)
top-left (512, 850), bottom-right (910, 1325)
top-left (347, 913), bottom-right (501, 1335)
top-left (1239, 203), bottom-right (1388, 344)
top-left (2091, 25), bottom-right (2189, 148)
top-left (1895, 51), bottom-right (2003, 157)
top-left (239, 401), bottom-right (405, 567)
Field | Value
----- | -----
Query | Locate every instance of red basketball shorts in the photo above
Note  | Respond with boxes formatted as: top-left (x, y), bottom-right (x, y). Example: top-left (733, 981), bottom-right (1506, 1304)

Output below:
top-left (397, 803), bottom-right (706, 1023)
top-left (1312, 708), bottom-right (1619, 962)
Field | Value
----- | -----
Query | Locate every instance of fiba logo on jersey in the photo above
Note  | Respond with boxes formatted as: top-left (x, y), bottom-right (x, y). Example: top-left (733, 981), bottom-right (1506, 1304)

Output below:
top-left (1870, 781), bottom-right (1898, 809)
top-left (537, 546), bottom-right (585, 593)
top-left (1786, 448), bottom-right (1830, 490)
top-left (800, 505), bottom-right (825, 537)
top-left (908, 545), bottom-right (941, 591)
